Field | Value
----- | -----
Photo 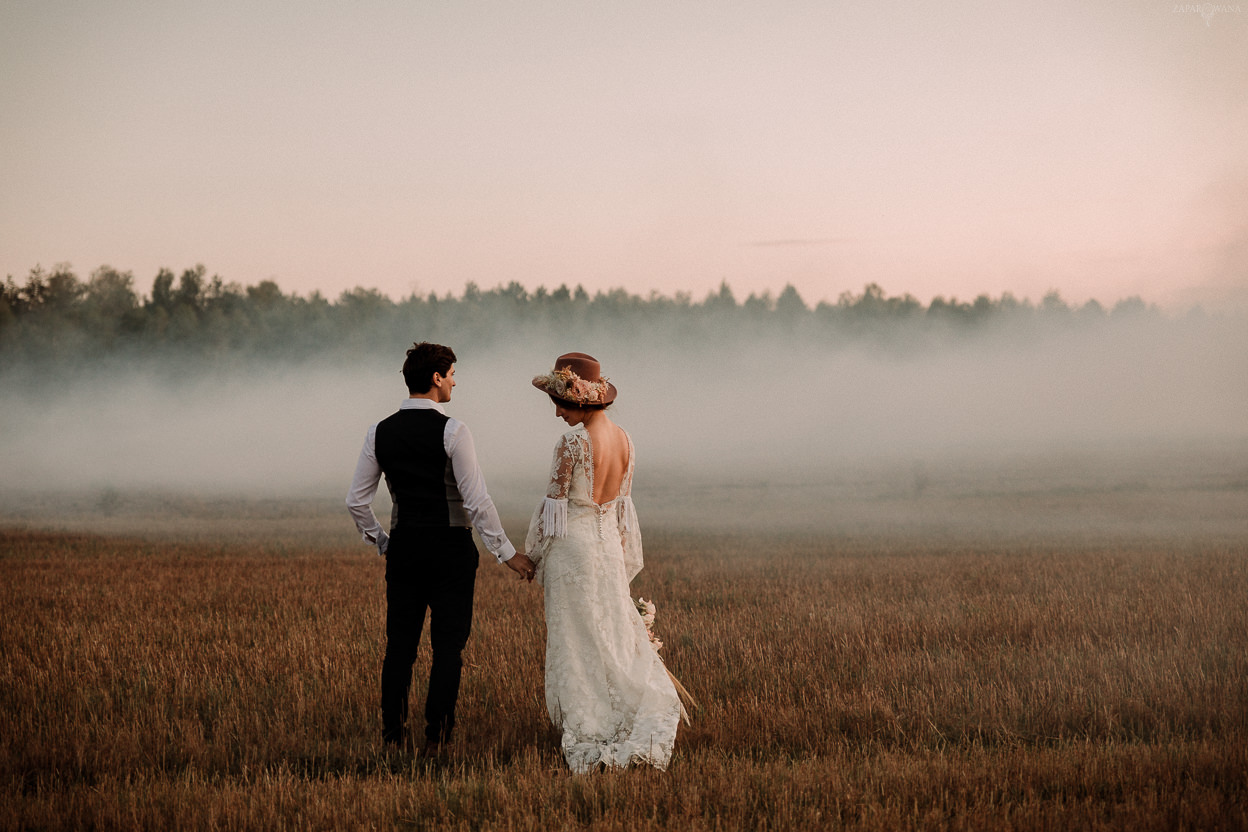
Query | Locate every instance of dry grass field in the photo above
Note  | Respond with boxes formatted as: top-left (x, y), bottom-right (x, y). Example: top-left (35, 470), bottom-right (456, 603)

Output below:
top-left (2, 460), bottom-right (1247, 831)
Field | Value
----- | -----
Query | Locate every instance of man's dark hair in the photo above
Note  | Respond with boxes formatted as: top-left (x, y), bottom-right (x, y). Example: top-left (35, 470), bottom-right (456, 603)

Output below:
top-left (403, 342), bottom-right (457, 394)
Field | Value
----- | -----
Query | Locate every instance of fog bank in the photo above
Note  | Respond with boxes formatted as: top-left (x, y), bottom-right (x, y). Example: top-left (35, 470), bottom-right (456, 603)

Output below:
top-left (2, 315), bottom-right (1245, 524)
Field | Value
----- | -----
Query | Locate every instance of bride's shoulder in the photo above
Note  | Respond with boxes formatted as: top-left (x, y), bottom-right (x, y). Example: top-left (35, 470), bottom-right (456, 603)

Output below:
top-left (556, 426), bottom-right (589, 448)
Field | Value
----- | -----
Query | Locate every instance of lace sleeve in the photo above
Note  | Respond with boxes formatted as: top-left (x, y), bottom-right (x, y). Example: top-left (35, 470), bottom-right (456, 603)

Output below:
top-left (619, 433), bottom-right (643, 581)
top-left (546, 432), bottom-right (576, 501)
top-left (526, 433), bottom-right (578, 555)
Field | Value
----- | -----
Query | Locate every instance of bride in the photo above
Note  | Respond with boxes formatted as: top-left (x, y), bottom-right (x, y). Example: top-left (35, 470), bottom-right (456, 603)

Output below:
top-left (525, 352), bottom-right (682, 773)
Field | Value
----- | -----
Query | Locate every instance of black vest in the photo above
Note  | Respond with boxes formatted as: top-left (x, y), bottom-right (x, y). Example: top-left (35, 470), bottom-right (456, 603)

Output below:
top-left (374, 408), bottom-right (469, 531)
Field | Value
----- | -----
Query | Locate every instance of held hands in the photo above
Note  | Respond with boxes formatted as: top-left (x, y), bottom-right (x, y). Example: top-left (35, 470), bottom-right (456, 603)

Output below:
top-left (506, 552), bottom-right (538, 582)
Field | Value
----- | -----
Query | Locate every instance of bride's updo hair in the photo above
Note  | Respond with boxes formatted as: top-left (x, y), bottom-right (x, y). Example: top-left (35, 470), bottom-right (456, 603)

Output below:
top-left (548, 393), bottom-right (611, 412)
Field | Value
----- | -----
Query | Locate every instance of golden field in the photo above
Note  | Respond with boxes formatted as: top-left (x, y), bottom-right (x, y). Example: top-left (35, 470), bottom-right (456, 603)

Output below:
top-left (2, 462), bottom-right (1247, 831)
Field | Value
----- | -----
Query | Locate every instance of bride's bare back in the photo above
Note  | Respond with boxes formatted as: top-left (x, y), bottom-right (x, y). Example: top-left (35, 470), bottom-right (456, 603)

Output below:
top-left (585, 415), bottom-right (629, 504)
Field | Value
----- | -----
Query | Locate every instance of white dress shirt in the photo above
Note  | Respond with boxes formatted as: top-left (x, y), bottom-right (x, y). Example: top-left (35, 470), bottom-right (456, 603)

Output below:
top-left (346, 397), bottom-right (517, 563)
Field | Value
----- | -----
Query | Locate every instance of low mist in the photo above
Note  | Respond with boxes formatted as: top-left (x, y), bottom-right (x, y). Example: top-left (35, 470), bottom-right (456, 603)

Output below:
top-left (3, 313), bottom-right (1245, 535)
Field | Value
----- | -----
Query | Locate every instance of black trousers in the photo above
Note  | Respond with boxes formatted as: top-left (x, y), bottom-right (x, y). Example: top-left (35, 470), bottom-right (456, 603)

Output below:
top-left (380, 527), bottom-right (479, 745)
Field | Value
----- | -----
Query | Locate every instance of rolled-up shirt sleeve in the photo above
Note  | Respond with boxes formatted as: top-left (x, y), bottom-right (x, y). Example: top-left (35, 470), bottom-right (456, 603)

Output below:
top-left (445, 419), bottom-right (516, 563)
top-left (346, 424), bottom-right (389, 553)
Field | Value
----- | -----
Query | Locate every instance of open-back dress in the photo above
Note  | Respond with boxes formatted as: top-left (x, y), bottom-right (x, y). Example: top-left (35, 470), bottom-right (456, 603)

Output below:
top-left (524, 425), bottom-right (681, 773)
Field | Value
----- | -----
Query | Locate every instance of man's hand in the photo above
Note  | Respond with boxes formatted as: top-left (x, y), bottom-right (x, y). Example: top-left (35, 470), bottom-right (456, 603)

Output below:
top-left (505, 552), bottom-right (537, 582)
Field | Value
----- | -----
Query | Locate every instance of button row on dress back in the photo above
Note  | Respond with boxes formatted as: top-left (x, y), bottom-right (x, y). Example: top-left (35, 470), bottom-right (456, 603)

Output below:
top-left (595, 504), bottom-right (608, 540)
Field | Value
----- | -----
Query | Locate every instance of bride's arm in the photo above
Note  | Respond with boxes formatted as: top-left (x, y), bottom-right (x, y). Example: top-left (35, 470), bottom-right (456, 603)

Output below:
top-left (526, 434), bottom-right (575, 550)
top-left (540, 433), bottom-right (575, 537)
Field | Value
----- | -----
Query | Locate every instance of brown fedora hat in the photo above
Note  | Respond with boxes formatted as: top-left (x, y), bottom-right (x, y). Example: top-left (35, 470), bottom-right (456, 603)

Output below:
top-left (532, 352), bottom-right (618, 406)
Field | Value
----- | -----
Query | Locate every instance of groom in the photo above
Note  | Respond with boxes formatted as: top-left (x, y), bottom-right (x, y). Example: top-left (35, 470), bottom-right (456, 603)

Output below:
top-left (346, 341), bottom-right (536, 754)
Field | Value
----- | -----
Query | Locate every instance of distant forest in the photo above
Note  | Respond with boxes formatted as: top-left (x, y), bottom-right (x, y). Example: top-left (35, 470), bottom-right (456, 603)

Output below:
top-left (2, 262), bottom-right (1169, 366)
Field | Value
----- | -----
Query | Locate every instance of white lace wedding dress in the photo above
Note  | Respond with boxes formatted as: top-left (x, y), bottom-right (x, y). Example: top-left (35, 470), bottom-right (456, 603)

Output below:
top-left (525, 425), bottom-right (681, 773)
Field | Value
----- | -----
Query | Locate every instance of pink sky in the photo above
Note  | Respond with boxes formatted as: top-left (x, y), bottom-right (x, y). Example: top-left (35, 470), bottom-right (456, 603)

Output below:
top-left (2, 1), bottom-right (1246, 310)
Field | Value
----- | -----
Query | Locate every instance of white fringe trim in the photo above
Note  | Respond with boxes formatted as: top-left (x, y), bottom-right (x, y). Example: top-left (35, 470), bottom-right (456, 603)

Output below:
top-left (542, 497), bottom-right (568, 538)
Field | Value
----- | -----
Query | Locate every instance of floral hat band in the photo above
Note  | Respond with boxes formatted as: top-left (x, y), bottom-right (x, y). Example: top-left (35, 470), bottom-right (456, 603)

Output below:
top-left (532, 352), bottom-right (618, 406)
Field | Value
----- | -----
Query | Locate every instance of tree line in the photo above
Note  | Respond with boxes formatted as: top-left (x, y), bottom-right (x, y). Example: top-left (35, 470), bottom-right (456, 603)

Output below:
top-left (1, 262), bottom-right (1164, 367)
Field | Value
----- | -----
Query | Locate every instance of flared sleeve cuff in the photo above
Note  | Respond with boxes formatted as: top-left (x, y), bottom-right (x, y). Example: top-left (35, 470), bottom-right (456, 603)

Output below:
top-left (541, 496), bottom-right (568, 539)
top-left (618, 495), bottom-right (639, 533)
